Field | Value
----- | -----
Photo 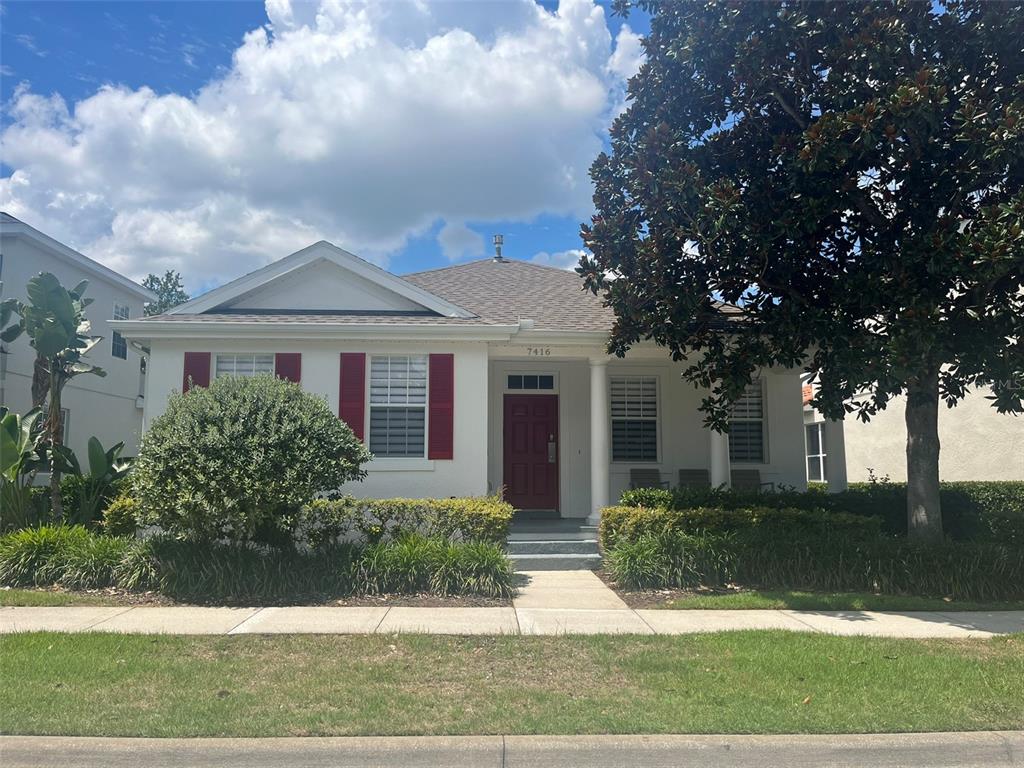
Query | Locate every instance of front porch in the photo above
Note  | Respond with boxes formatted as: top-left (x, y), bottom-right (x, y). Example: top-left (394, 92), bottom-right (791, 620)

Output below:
top-left (486, 348), bottom-right (815, 523)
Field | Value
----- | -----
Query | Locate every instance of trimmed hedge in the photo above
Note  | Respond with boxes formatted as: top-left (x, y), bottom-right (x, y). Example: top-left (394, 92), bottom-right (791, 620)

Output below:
top-left (0, 525), bottom-right (514, 602)
top-left (619, 481), bottom-right (1024, 544)
top-left (599, 504), bottom-right (881, 550)
top-left (606, 528), bottom-right (1024, 602)
top-left (297, 495), bottom-right (513, 546)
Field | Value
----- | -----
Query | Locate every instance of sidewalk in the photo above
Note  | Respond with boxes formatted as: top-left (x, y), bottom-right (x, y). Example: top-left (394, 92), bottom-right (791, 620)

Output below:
top-left (3, 732), bottom-right (1023, 768)
top-left (1, 572), bottom-right (1022, 637)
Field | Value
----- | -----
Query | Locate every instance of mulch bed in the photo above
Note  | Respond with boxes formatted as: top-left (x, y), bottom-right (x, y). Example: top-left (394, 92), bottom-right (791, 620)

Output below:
top-left (596, 569), bottom-right (735, 609)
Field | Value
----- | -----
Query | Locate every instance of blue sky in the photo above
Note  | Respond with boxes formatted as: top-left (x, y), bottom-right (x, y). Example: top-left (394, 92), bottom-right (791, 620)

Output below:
top-left (1, 0), bottom-right (648, 294)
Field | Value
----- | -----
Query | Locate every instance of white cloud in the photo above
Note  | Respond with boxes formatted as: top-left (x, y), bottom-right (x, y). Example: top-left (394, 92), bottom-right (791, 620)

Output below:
top-left (437, 221), bottom-right (484, 261)
top-left (1, 0), bottom-right (639, 292)
top-left (531, 248), bottom-right (585, 270)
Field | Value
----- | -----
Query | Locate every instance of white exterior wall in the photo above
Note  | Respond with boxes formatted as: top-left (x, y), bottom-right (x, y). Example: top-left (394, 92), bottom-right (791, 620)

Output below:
top-left (0, 235), bottom-right (147, 457)
top-left (842, 389), bottom-right (1024, 482)
top-left (143, 339), bottom-right (490, 499)
top-left (487, 354), bottom-right (807, 517)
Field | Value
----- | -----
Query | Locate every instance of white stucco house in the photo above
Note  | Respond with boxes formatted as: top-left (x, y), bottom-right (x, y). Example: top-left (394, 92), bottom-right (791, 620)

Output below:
top-left (115, 240), bottom-right (815, 522)
top-left (803, 379), bottom-right (1024, 484)
top-left (0, 213), bottom-right (156, 459)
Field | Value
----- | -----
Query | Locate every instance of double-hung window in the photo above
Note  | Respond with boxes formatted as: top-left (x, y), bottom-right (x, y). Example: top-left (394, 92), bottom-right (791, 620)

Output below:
top-left (369, 355), bottom-right (427, 458)
top-left (611, 376), bottom-right (658, 462)
top-left (805, 422), bottom-right (827, 482)
top-left (729, 380), bottom-right (766, 463)
top-left (111, 304), bottom-right (129, 359)
top-left (215, 353), bottom-right (275, 378)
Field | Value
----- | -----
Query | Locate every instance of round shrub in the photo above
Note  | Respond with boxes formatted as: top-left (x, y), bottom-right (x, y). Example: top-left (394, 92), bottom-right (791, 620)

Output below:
top-left (133, 375), bottom-right (370, 544)
top-left (102, 495), bottom-right (139, 537)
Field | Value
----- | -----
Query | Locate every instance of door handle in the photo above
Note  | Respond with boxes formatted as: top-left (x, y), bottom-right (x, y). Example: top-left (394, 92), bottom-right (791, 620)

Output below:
top-left (548, 435), bottom-right (556, 463)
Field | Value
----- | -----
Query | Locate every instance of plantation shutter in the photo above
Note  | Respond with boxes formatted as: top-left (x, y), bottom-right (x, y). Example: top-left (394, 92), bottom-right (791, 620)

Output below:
top-left (610, 376), bottom-right (658, 462)
top-left (182, 352), bottom-right (211, 392)
top-left (427, 353), bottom-right (454, 460)
top-left (729, 380), bottom-right (765, 463)
top-left (339, 353), bottom-right (366, 441)
top-left (274, 352), bottom-right (302, 383)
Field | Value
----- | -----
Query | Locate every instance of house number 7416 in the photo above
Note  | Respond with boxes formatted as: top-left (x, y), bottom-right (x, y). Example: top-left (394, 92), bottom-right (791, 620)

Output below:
top-left (526, 347), bottom-right (551, 356)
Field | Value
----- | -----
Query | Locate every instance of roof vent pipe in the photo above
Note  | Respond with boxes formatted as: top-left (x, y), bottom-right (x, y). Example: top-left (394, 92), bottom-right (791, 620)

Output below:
top-left (493, 234), bottom-right (505, 262)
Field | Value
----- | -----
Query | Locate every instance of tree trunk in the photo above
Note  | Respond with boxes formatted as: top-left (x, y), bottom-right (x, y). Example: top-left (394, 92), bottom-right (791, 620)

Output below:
top-left (31, 354), bottom-right (50, 408)
top-left (905, 367), bottom-right (942, 543)
top-left (48, 368), bottom-right (63, 523)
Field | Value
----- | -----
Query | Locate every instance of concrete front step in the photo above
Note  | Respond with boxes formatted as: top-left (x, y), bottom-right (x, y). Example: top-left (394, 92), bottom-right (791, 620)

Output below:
top-left (507, 539), bottom-right (599, 556)
top-left (510, 553), bottom-right (602, 571)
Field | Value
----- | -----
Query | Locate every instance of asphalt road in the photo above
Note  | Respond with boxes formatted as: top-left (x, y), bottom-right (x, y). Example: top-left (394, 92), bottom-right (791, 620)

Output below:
top-left (2, 732), bottom-right (1022, 767)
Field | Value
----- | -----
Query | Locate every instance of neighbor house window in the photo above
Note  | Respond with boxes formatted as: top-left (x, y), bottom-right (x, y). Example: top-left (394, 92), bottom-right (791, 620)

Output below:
top-left (729, 380), bottom-right (765, 463)
top-left (806, 422), bottom-right (827, 482)
top-left (611, 376), bottom-right (658, 462)
top-left (369, 354), bottom-right (427, 458)
top-left (60, 408), bottom-right (70, 445)
top-left (111, 304), bottom-right (129, 359)
top-left (215, 353), bottom-right (275, 378)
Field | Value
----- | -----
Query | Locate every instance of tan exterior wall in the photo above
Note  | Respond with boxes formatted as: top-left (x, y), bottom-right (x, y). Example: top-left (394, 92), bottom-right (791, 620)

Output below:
top-left (842, 389), bottom-right (1024, 482)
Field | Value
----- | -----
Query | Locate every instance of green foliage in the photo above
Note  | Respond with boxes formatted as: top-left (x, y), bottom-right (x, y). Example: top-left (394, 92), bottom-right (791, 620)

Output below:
top-left (56, 440), bottom-right (132, 528)
top-left (0, 525), bottom-right (131, 589)
top-left (582, 1), bottom-right (1024, 541)
top-left (618, 482), bottom-right (1024, 544)
top-left (0, 407), bottom-right (47, 531)
top-left (607, 531), bottom-right (734, 590)
top-left (0, 525), bottom-right (514, 602)
top-left (1, 274), bottom-right (107, 520)
top-left (297, 495), bottom-right (514, 546)
top-left (599, 504), bottom-right (880, 550)
top-left (359, 533), bottom-right (513, 598)
top-left (101, 495), bottom-right (139, 537)
top-left (133, 375), bottom-right (371, 544)
top-left (141, 270), bottom-right (189, 316)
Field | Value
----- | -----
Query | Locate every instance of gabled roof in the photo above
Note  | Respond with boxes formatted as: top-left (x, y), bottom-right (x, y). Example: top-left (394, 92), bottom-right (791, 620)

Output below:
top-left (168, 240), bottom-right (474, 319)
top-left (404, 258), bottom-right (614, 332)
top-left (0, 212), bottom-right (156, 301)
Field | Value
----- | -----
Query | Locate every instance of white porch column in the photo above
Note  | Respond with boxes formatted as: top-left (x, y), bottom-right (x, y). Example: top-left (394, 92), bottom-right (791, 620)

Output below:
top-left (587, 358), bottom-right (610, 526)
top-left (709, 429), bottom-right (731, 489)
top-left (823, 419), bottom-right (848, 493)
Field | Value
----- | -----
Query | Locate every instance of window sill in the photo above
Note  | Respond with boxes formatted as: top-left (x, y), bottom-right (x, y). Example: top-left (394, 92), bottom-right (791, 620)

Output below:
top-left (367, 458), bottom-right (435, 472)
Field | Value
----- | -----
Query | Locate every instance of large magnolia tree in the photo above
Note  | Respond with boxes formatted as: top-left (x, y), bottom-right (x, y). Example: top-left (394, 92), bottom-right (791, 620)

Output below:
top-left (580, 0), bottom-right (1024, 541)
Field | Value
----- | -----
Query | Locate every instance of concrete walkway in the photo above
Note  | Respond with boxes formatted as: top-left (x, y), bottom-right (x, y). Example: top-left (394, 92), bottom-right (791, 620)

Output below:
top-left (3, 732), bottom-right (1023, 767)
top-left (3, 572), bottom-right (1022, 638)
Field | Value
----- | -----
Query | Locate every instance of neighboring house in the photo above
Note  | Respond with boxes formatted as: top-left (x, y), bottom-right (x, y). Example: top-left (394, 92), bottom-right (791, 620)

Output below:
top-left (115, 240), bottom-right (809, 521)
top-left (802, 378), bottom-right (1024, 483)
top-left (0, 212), bottom-right (156, 459)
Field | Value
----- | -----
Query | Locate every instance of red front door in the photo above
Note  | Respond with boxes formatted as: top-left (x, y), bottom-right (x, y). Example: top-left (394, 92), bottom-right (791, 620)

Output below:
top-left (503, 394), bottom-right (559, 511)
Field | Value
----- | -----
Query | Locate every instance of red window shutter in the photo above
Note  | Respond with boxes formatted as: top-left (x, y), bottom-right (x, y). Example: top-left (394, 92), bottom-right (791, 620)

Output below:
top-left (338, 353), bottom-right (366, 441)
top-left (428, 353), bottom-right (454, 460)
top-left (182, 352), bottom-right (211, 392)
top-left (275, 353), bottom-right (302, 383)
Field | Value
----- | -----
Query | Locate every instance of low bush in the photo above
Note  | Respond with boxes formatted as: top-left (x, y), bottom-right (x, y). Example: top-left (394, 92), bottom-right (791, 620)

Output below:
top-left (133, 375), bottom-right (371, 544)
top-left (619, 481), bottom-right (1024, 544)
top-left (599, 504), bottom-right (881, 550)
top-left (604, 516), bottom-right (1024, 601)
top-left (297, 495), bottom-right (513, 546)
top-left (0, 525), bottom-right (514, 602)
top-left (359, 533), bottom-right (513, 597)
top-left (0, 525), bottom-right (132, 589)
top-left (101, 495), bottom-right (139, 537)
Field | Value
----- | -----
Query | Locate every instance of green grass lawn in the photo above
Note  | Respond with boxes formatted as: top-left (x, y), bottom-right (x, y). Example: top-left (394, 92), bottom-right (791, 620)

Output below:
top-left (658, 590), bottom-right (1024, 612)
top-left (2, 632), bottom-right (1021, 737)
top-left (0, 588), bottom-right (124, 607)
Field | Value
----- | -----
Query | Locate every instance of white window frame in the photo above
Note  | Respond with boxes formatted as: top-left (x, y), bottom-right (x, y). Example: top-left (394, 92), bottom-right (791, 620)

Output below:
top-left (368, 354), bottom-right (428, 459)
top-left (610, 375), bottom-right (659, 464)
top-left (805, 422), bottom-right (827, 482)
top-left (729, 378), bottom-right (768, 464)
top-left (503, 372), bottom-right (559, 393)
top-left (60, 407), bottom-right (70, 445)
top-left (214, 353), bottom-right (275, 378)
top-left (111, 303), bottom-right (129, 360)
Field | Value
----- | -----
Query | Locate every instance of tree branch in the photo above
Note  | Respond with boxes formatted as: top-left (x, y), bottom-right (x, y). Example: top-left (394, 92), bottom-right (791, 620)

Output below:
top-left (771, 89), bottom-right (807, 130)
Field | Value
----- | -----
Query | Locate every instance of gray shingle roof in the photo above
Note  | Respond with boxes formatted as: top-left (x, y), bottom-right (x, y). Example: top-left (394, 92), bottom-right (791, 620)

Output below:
top-left (404, 258), bottom-right (613, 332)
